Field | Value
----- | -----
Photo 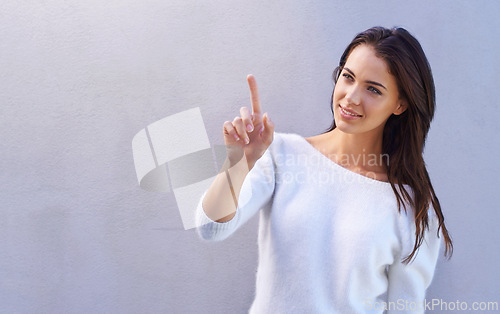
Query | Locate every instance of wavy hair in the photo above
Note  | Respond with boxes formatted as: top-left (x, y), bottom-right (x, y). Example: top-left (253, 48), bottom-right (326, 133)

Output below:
top-left (326, 26), bottom-right (453, 263)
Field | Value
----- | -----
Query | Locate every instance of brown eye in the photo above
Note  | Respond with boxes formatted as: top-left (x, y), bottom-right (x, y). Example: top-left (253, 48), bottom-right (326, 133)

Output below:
top-left (342, 73), bottom-right (354, 81)
top-left (368, 86), bottom-right (382, 95)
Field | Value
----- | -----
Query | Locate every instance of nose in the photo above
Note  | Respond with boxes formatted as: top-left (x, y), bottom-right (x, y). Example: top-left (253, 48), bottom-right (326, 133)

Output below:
top-left (345, 85), bottom-right (361, 106)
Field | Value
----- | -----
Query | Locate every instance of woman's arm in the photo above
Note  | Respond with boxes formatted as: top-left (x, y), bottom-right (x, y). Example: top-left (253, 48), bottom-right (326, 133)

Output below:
top-left (196, 141), bottom-right (276, 241)
top-left (196, 75), bottom-right (275, 241)
top-left (201, 152), bottom-right (256, 223)
top-left (386, 209), bottom-right (442, 313)
top-left (200, 74), bottom-right (274, 224)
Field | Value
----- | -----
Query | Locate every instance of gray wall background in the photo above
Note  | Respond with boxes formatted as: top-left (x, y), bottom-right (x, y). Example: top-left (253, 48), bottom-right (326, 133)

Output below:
top-left (1, 0), bottom-right (499, 313)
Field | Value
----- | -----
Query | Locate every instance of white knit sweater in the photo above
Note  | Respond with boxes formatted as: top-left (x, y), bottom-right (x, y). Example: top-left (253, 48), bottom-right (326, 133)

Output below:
top-left (196, 132), bottom-right (442, 314)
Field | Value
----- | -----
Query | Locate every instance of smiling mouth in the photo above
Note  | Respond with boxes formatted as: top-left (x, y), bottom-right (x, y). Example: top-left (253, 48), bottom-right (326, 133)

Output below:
top-left (339, 105), bottom-right (362, 117)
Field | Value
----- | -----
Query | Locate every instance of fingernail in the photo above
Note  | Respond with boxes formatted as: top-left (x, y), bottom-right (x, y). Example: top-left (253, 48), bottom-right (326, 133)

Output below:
top-left (244, 138), bottom-right (250, 144)
top-left (246, 124), bottom-right (254, 132)
top-left (234, 134), bottom-right (240, 141)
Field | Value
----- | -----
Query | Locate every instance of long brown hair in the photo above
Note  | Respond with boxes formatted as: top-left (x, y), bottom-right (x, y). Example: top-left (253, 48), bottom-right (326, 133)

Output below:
top-left (326, 26), bottom-right (453, 263)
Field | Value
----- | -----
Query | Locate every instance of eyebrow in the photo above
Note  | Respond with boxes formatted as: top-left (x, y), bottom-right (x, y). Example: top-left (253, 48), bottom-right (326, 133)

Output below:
top-left (344, 67), bottom-right (387, 91)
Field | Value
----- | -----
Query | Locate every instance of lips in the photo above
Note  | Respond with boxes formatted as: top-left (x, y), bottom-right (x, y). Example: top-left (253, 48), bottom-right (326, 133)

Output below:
top-left (339, 105), bottom-right (362, 117)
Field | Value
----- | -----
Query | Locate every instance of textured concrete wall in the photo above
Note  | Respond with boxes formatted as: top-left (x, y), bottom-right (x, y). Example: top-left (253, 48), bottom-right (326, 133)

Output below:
top-left (1, 0), bottom-right (498, 312)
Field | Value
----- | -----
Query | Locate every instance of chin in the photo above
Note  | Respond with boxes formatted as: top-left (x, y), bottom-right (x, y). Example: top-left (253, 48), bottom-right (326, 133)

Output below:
top-left (333, 119), bottom-right (358, 134)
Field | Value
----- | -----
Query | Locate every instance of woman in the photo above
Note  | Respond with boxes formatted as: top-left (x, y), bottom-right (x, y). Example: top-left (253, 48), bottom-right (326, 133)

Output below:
top-left (196, 26), bottom-right (453, 313)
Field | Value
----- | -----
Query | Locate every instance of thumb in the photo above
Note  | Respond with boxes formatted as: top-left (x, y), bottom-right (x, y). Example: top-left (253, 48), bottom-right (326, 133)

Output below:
top-left (261, 112), bottom-right (274, 139)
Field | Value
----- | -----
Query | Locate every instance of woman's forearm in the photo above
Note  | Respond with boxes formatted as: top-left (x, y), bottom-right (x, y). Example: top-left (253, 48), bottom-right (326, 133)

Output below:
top-left (201, 156), bottom-right (255, 223)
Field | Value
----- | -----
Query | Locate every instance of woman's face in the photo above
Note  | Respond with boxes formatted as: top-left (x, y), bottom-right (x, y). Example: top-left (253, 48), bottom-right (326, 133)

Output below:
top-left (333, 44), bottom-right (406, 136)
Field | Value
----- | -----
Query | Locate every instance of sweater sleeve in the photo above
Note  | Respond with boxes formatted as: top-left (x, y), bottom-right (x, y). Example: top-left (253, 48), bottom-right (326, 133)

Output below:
top-left (386, 209), bottom-right (442, 314)
top-left (195, 135), bottom-right (277, 241)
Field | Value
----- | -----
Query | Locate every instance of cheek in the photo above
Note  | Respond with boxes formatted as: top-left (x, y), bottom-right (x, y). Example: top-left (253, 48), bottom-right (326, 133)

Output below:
top-left (365, 101), bottom-right (395, 119)
top-left (332, 83), bottom-right (345, 102)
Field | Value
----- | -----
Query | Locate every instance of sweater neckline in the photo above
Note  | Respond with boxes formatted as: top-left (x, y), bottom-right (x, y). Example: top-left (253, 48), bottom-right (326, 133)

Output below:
top-left (291, 133), bottom-right (395, 187)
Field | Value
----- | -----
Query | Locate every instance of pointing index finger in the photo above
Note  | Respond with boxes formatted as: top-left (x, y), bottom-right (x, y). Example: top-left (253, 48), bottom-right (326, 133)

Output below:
top-left (247, 74), bottom-right (262, 115)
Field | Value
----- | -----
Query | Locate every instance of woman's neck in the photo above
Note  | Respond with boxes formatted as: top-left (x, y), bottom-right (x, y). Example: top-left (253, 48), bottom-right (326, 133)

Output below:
top-left (324, 128), bottom-right (386, 172)
top-left (327, 128), bottom-right (383, 156)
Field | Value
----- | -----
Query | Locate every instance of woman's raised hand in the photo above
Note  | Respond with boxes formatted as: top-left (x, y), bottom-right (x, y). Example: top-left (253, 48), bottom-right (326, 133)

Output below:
top-left (223, 75), bottom-right (274, 169)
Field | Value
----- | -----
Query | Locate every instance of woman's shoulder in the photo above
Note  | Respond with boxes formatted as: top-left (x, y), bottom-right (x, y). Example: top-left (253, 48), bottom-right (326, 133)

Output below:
top-left (272, 131), bottom-right (305, 142)
top-left (261, 132), bottom-right (313, 168)
top-left (269, 131), bottom-right (308, 151)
